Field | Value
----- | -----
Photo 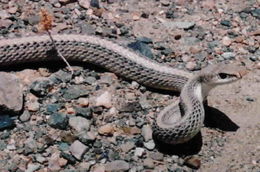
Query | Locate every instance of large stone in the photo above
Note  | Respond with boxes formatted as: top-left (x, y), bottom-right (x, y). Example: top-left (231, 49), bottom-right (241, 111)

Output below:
top-left (105, 160), bottom-right (130, 172)
top-left (70, 140), bottom-right (88, 160)
top-left (0, 72), bottom-right (23, 114)
top-left (48, 113), bottom-right (68, 130)
top-left (69, 116), bottom-right (90, 132)
top-left (141, 125), bottom-right (153, 142)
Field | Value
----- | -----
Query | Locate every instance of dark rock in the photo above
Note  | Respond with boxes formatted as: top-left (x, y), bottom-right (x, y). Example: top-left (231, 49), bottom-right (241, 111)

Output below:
top-left (119, 102), bottom-right (142, 112)
top-left (251, 8), bottom-right (260, 19)
top-left (128, 41), bottom-right (154, 59)
top-left (246, 97), bottom-right (255, 102)
top-left (165, 9), bottom-right (175, 19)
top-left (141, 12), bottom-right (149, 18)
top-left (45, 104), bottom-right (62, 115)
top-left (77, 131), bottom-right (96, 145)
top-left (0, 115), bottom-right (15, 130)
top-left (90, 0), bottom-right (100, 8)
top-left (220, 20), bottom-right (232, 27)
top-left (58, 142), bottom-right (70, 152)
top-left (0, 72), bottom-right (23, 114)
top-left (47, 113), bottom-right (68, 130)
top-left (161, 47), bottom-right (173, 56)
top-left (136, 37), bottom-right (153, 44)
top-left (119, 26), bottom-right (130, 36)
top-left (30, 78), bottom-right (54, 97)
top-left (91, 106), bottom-right (103, 114)
top-left (0, 140), bottom-right (7, 151)
top-left (85, 76), bottom-right (97, 85)
top-left (247, 46), bottom-right (258, 54)
top-left (60, 152), bottom-right (77, 164)
top-left (50, 70), bottom-right (72, 83)
top-left (62, 85), bottom-right (90, 100)
top-left (75, 107), bottom-right (92, 119)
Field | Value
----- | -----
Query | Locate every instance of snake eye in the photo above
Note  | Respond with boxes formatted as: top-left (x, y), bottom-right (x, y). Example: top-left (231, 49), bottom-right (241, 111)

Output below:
top-left (218, 73), bottom-right (228, 79)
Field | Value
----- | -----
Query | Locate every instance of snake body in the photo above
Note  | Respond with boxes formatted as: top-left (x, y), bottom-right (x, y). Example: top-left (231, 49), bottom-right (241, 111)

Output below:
top-left (0, 34), bottom-right (244, 144)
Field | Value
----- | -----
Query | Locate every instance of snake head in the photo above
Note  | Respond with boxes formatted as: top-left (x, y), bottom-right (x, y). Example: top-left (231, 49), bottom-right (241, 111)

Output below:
top-left (199, 63), bottom-right (249, 86)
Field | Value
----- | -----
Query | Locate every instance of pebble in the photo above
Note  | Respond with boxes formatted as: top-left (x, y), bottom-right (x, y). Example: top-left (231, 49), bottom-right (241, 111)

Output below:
top-left (164, 21), bottom-right (196, 30)
top-left (134, 147), bottom-right (145, 157)
top-left (98, 123), bottom-right (115, 136)
top-left (184, 156), bottom-right (201, 169)
top-left (69, 116), bottom-right (90, 132)
top-left (186, 61), bottom-right (197, 71)
top-left (128, 41), bottom-right (154, 59)
top-left (62, 85), bottom-right (89, 100)
top-left (47, 113), bottom-right (68, 130)
top-left (0, 10), bottom-right (10, 19)
top-left (220, 20), bottom-right (232, 27)
top-left (77, 98), bottom-right (89, 107)
top-left (222, 52), bottom-right (236, 59)
top-left (0, 115), bottom-right (15, 130)
top-left (150, 152), bottom-right (164, 161)
top-left (75, 107), bottom-right (92, 119)
top-left (19, 110), bottom-right (31, 122)
top-left (143, 140), bottom-right (155, 150)
top-left (0, 19), bottom-right (12, 28)
top-left (30, 78), bottom-right (53, 97)
top-left (70, 140), bottom-right (88, 160)
top-left (120, 141), bottom-right (135, 152)
top-left (45, 104), bottom-right (61, 115)
top-left (105, 160), bottom-right (130, 172)
top-left (78, 131), bottom-right (96, 145)
top-left (222, 36), bottom-right (232, 46)
top-left (92, 165), bottom-right (105, 172)
top-left (25, 163), bottom-right (40, 172)
top-left (141, 125), bottom-right (153, 141)
top-left (27, 101), bottom-right (40, 112)
top-left (48, 152), bottom-right (67, 171)
top-left (78, 0), bottom-right (90, 9)
top-left (143, 158), bottom-right (155, 169)
top-left (0, 72), bottom-right (23, 114)
top-left (95, 91), bottom-right (112, 108)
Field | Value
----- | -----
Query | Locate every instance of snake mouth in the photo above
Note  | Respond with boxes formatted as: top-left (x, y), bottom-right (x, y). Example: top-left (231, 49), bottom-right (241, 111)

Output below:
top-left (237, 69), bottom-right (249, 78)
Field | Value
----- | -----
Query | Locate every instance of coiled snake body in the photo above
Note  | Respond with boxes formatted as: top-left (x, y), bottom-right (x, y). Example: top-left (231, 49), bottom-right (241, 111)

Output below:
top-left (0, 34), bottom-right (247, 144)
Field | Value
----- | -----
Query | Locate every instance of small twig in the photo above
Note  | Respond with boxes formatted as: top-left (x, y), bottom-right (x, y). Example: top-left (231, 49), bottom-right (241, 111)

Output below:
top-left (39, 9), bottom-right (74, 75)
top-left (47, 30), bottom-right (74, 75)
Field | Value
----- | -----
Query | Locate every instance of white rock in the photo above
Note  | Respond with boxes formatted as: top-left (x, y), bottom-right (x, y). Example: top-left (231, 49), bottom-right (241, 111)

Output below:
top-left (78, 0), bottom-right (90, 9)
top-left (134, 147), bottom-right (145, 157)
top-left (69, 116), bottom-right (90, 132)
top-left (141, 125), bottom-right (153, 142)
top-left (95, 91), bottom-right (112, 108)
top-left (143, 140), bottom-right (155, 150)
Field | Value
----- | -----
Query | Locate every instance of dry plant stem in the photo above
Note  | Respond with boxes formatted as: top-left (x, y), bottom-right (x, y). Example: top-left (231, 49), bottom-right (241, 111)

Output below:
top-left (47, 30), bottom-right (74, 75)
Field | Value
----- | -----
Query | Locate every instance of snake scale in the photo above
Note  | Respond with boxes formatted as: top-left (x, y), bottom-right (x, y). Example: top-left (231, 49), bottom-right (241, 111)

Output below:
top-left (0, 34), bottom-right (247, 144)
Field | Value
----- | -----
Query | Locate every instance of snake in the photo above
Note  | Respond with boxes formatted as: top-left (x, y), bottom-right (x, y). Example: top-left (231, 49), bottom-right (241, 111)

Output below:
top-left (0, 34), bottom-right (247, 144)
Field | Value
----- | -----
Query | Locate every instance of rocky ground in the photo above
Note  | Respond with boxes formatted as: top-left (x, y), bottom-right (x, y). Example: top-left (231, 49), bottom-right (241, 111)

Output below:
top-left (0, 0), bottom-right (259, 171)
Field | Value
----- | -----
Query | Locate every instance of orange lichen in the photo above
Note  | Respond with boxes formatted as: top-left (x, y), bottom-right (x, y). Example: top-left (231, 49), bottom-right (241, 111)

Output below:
top-left (39, 9), bottom-right (53, 32)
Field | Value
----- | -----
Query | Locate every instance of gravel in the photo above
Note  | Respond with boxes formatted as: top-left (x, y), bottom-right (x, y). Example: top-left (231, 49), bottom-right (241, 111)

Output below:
top-left (0, 0), bottom-right (259, 171)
